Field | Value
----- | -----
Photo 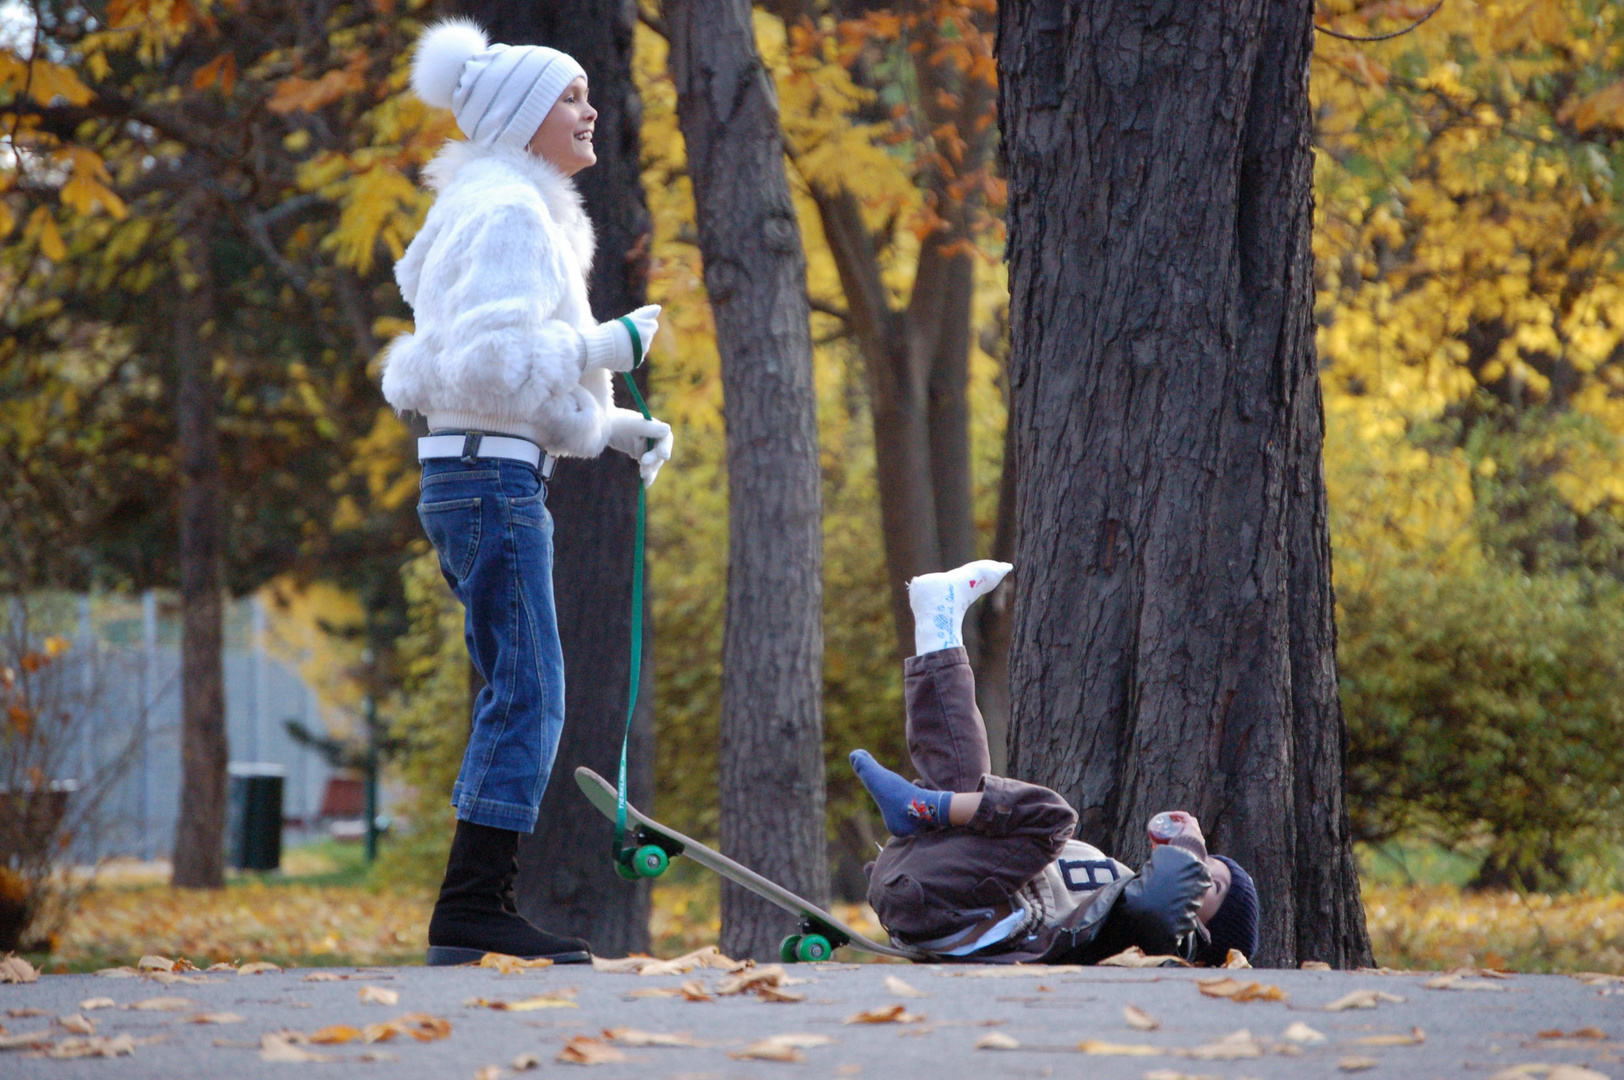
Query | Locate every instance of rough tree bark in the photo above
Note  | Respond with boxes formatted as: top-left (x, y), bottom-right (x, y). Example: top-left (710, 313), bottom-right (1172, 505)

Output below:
top-left (668, 0), bottom-right (829, 959)
top-left (171, 225), bottom-right (229, 889)
top-left (997, 0), bottom-right (1371, 967)
top-left (448, 0), bottom-right (655, 957)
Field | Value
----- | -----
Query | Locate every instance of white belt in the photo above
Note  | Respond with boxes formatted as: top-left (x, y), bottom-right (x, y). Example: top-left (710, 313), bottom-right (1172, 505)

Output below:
top-left (418, 432), bottom-right (555, 478)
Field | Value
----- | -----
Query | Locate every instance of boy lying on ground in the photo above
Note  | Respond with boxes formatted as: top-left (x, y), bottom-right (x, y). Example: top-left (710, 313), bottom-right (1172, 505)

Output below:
top-left (849, 561), bottom-right (1258, 965)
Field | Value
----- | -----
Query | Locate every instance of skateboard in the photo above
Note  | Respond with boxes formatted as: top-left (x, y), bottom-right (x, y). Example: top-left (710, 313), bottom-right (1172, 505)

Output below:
top-left (574, 766), bottom-right (924, 963)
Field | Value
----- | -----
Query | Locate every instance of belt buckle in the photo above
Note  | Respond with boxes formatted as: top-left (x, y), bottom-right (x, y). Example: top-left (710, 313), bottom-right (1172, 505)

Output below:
top-left (460, 431), bottom-right (483, 465)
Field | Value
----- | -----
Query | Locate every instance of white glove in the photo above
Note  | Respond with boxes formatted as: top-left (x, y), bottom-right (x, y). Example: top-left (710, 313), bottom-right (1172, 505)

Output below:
top-left (606, 407), bottom-right (674, 488)
top-left (579, 304), bottom-right (661, 373)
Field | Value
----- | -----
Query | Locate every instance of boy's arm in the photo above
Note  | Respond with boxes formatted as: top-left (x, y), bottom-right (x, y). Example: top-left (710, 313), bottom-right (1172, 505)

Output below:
top-left (1104, 845), bottom-right (1211, 957)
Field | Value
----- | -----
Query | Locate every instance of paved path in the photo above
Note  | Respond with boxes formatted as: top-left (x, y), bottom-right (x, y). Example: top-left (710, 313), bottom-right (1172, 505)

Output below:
top-left (4, 957), bottom-right (1622, 1078)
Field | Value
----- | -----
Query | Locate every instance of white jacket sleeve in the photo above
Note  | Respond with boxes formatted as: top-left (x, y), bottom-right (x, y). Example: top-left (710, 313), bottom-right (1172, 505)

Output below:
top-left (436, 202), bottom-right (590, 408)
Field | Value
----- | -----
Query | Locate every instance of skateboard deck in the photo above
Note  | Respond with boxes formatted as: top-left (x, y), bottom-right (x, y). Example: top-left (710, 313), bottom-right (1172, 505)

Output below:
top-left (574, 766), bottom-right (923, 961)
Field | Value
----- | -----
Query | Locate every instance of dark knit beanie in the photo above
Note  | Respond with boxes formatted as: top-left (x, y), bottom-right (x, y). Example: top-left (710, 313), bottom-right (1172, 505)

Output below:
top-left (1201, 855), bottom-right (1258, 965)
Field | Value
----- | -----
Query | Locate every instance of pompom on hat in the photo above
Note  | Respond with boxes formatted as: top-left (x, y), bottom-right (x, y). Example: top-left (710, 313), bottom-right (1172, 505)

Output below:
top-left (411, 18), bottom-right (587, 152)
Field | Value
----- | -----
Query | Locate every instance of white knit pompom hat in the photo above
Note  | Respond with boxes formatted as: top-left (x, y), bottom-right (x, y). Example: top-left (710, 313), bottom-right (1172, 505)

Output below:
top-left (410, 18), bottom-right (587, 151)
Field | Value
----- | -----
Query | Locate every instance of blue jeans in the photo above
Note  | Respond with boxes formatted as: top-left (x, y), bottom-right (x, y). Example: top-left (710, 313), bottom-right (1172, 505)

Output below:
top-left (418, 458), bottom-right (565, 833)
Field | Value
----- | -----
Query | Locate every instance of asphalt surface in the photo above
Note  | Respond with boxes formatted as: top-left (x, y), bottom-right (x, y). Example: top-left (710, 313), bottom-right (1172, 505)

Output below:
top-left (3, 956), bottom-right (1623, 1078)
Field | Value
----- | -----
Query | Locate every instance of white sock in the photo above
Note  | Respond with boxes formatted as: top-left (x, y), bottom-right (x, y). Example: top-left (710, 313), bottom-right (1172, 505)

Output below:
top-left (908, 560), bottom-right (1013, 656)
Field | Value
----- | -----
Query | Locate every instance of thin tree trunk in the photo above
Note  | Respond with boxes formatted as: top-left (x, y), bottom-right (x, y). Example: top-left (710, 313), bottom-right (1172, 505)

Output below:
top-left (453, 0), bottom-right (655, 957)
top-left (171, 229), bottom-right (228, 890)
top-left (997, 0), bottom-right (1370, 967)
top-left (668, 0), bottom-right (828, 959)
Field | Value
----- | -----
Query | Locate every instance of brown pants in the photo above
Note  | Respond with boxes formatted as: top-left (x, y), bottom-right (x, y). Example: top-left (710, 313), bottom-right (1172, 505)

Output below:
top-left (867, 648), bottom-right (1079, 943)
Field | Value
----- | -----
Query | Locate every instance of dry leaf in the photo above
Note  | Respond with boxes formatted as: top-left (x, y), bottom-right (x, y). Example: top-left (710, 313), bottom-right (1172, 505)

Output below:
top-left (558, 1035), bottom-right (628, 1064)
top-left (94, 967), bottom-right (140, 978)
top-left (47, 1033), bottom-right (136, 1059)
top-left (57, 1013), bottom-right (95, 1035)
top-left (0, 1029), bottom-right (54, 1050)
top-left (884, 975), bottom-right (928, 998)
top-left (1536, 1027), bottom-right (1608, 1040)
top-left (309, 1024), bottom-right (363, 1044)
top-left (303, 972), bottom-right (343, 982)
top-left (478, 952), bottom-right (554, 975)
top-left (359, 985), bottom-right (400, 1005)
top-left (1281, 1021), bottom-right (1327, 1044)
top-left (728, 1033), bottom-right (832, 1063)
top-left (1575, 973), bottom-right (1624, 987)
top-left (79, 998), bottom-right (115, 1011)
top-left (1144, 1073), bottom-right (1221, 1080)
top-left (1196, 977), bottom-right (1287, 1002)
top-left (137, 954), bottom-right (175, 972)
top-left (1097, 947), bottom-right (1188, 968)
top-left (465, 994), bottom-right (578, 1011)
top-left (1490, 1067), bottom-right (1608, 1080)
top-left (146, 970), bottom-right (205, 986)
top-left (1179, 1030), bottom-right (1264, 1061)
top-left (1351, 1026), bottom-right (1425, 1046)
top-left (1077, 1038), bottom-right (1161, 1056)
top-left (512, 1051), bottom-right (541, 1069)
top-left (715, 964), bottom-right (804, 996)
top-left (755, 984), bottom-right (807, 1002)
top-left (1222, 949), bottom-right (1252, 969)
top-left (238, 961), bottom-right (281, 975)
top-left (206, 963), bottom-right (237, 973)
top-left (1301, 960), bottom-right (1333, 971)
top-left (359, 1050), bottom-right (398, 1063)
top-left (187, 1012), bottom-right (245, 1025)
top-left (845, 1003), bottom-right (925, 1024)
top-left (975, 1032), bottom-right (1020, 1050)
top-left (8, 1005), bottom-right (50, 1016)
top-left (0, 956), bottom-right (38, 984)
top-left (1124, 1004), bottom-right (1161, 1030)
top-left (603, 1027), bottom-right (707, 1047)
top-left (474, 1067), bottom-right (503, 1080)
top-left (128, 996), bottom-right (196, 1011)
top-left (1425, 973), bottom-right (1506, 991)
top-left (384, 1013), bottom-right (451, 1042)
top-left (1339, 1056), bottom-right (1378, 1072)
top-left (261, 1033), bottom-right (334, 1063)
top-left (1323, 989), bottom-right (1406, 1010)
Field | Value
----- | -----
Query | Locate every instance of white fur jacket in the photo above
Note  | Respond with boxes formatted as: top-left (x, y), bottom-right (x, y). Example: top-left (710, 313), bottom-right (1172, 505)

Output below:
top-left (380, 140), bottom-right (630, 457)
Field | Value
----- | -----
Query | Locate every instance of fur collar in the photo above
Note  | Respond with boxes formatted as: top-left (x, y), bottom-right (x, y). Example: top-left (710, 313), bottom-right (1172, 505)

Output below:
top-left (422, 140), bottom-right (596, 274)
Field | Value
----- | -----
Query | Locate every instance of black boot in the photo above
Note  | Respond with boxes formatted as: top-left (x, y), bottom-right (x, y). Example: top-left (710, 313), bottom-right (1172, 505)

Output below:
top-left (425, 819), bottom-right (591, 965)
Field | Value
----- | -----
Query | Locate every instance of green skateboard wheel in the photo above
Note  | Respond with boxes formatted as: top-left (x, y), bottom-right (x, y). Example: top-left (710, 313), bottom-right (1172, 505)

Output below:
top-left (779, 935), bottom-right (803, 963)
top-left (615, 858), bottom-right (639, 881)
top-left (795, 933), bottom-right (832, 962)
top-left (631, 844), bottom-right (669, 878)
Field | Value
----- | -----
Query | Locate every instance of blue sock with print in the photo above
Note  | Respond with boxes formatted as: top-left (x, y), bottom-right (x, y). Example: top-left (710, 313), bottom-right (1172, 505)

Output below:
top-left (850, 750), bottom-right (953, 837)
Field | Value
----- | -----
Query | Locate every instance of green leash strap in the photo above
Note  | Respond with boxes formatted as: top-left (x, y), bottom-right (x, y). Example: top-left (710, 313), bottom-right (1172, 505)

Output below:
top-left (612, 316), bottom-right (653, 864)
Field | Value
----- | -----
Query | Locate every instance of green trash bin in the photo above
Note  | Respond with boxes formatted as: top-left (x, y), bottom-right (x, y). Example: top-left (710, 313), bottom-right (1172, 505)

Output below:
top-left (227, 763), bottom-right (285, 872)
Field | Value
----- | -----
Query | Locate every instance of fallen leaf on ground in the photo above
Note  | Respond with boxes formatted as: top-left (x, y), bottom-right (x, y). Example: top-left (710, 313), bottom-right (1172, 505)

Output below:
top-left (1351, 1027), bottom-right (1425, 1046)
top-left (238, 961), bottom-right (281, 976)
top-left (975, 1032), bottom-right (1020, 1050)
top-left (756, 984), bottom-right (807, 1002)
top-left (728, 1033), bottom-right (832, 1063)
top-left (716, 964), bottom-right (804, 996)
top-left (1221, 950), bottom-right (1252, 969)
top-left (592, 946), bottom-right (739, 976)
top-left (261, 1034), bottom-right (334, 1063)
top-left (7, 1006), bottom-right (50, 1016)
top-left (94, 967), bottom-right (140, 978)
top-left (57, 1013), bottom-right (95, 1034)
top-left (474, 1067), bottom-right (502, 1080)
top-left (359, 1050), bottom-right (397, 1062)
top-left (1323, 989), bottom-right (1406, 1011)
top-left (512, 1051), bottom-right (541, 1069)
top-left (1144, 1072), bottom-right (1221, 1080)
top-left (137, 955), bottom-right (175, 972)
top-left (0, 1029), bottom-right (54, 1050)
top-left (1339, 1056), bottom-right (1378, 1071)
top-left (79, 998), bottom-right (115, 1011)
top-left (884, 975), bottom-right (927, 998)
top-left (1281, 1021), bottom-right (1327, 1044)
top-left (624, 979), bottom-right (714, 1002)
top-left (604, 1027), bottom-right (707, 1047)
top-left (478, 953), bottom-right (554, 975)
top-left (359, 985), bottom-right (400, 1005)
top-left (1124, 1004), bottom-right (1161, 1030)
top-left (302, 972), bottom-right (344, 982)
top-left (846, 1003), bottom-right (925, 1024)
top-left (186, 1013), bottom-right (245, 1024)
top-left (1301, 960), bottom-right (1333, 971)
top-left (1077, 1038), bottom-right (1160, 1056)
top-left (465, 994), bottom-right (578, 1011)
top-left (558, 1035), bottom-right (628, 1064)
top-left (1575, 973), bottom-right (1624, 987)
top-left (1098, 947), bottom-right (1189, 968)
top-left (363, 1013), bottom-right (451, 1043)
top-left (1178, 1030), bottom-right (1264, 1060)
top-left (128, 996), bottom-right (195, 1011)
top-left (48, 1034), bottom-right (136, 1059)
top-left (1537, 1027), bottom-right (1607, 1039)
top-left (308, 1025), bottom-right (363, 1044)
top-left (1196, 978), bottom-right (1286, 1002)
top-left (0, 956), bottom-right (38, 984)
top-left (1425, 973), bottom-right (1506, 991)
top-left (146, 970), bottom-right (205, 986)
top-left (206, 963), bottom-right (237, 973)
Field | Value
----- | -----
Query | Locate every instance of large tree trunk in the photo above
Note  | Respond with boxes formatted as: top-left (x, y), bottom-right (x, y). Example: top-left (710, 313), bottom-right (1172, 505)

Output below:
top-left (668, 0), bottom-right (829, 960)
top-left (997, 0), bottom-right (1371, 967)
top-left (453, 0), bottom-right (655, 957)
top-left (171, 229), bottom-right (228, 889)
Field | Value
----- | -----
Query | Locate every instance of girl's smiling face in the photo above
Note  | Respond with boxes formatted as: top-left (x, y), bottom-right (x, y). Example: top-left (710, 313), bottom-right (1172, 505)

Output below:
top-left (527, 77), bottom-right (596, 175)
